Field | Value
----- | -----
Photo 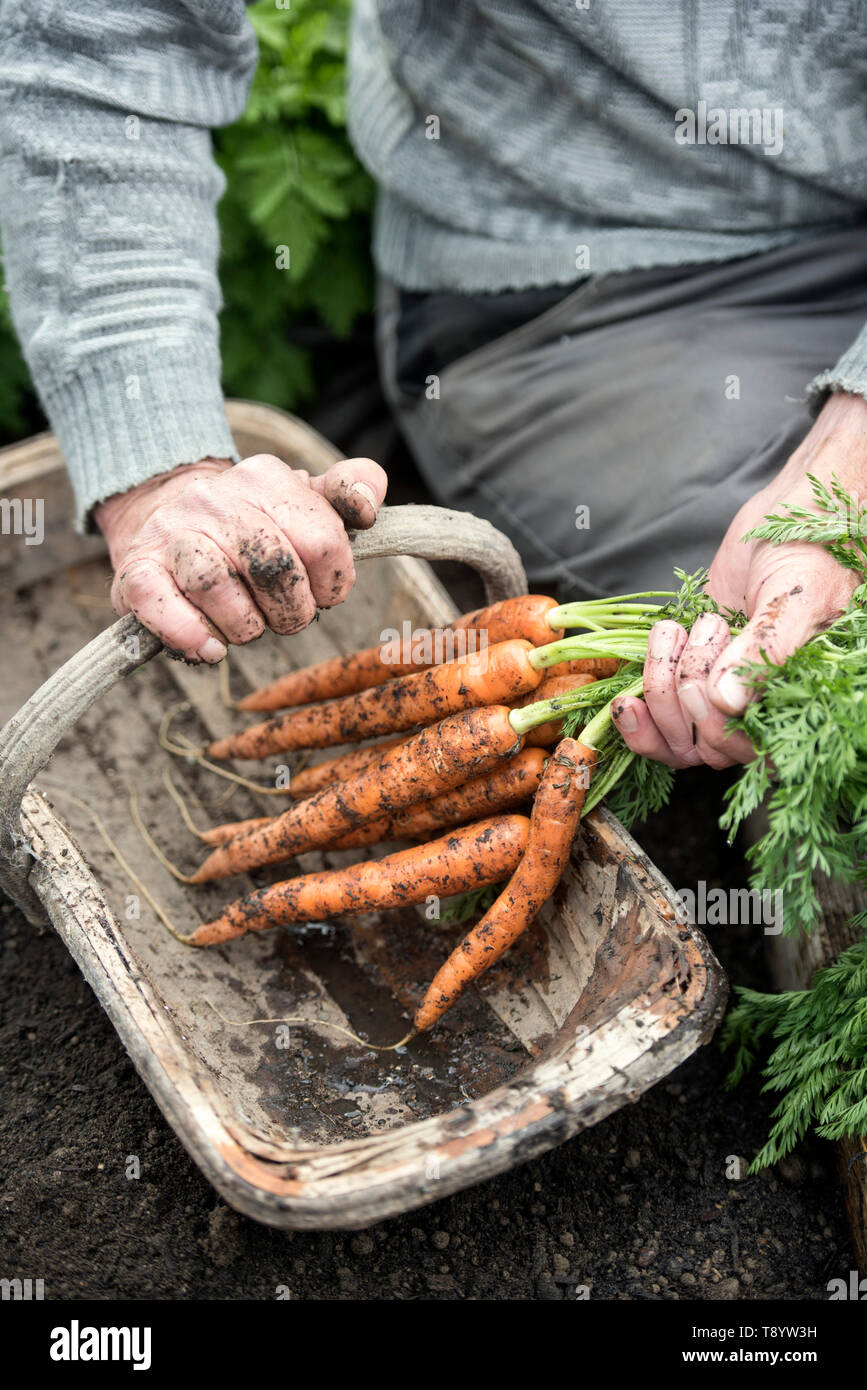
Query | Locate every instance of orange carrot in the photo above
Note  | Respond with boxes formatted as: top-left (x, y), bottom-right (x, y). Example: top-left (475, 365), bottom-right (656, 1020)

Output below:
top-left (237, 595), bottom-right (562, 711)
top-left (199, 747), bottom-right (546, 848)
top-left (517, 673), bottom-right (595, 747)
top-left (288, 737), bottom-right (407, 799)
top-left (328, 746), bottom-right (546, 849)
top-left (237, 651), bottom-right (421, 713)
top-left (208, 638), bottom-right (541, 761)
top-left (191, 705), bottom-right (522, 882)
top-left (550, 657), bottom-right (621, 679)
top-left (199, 813), bottom-right (270, 845)
top-left (413, 738), bottom-right (596, 1032)
top-left (450, 594), bottom-right (563, 647)
top-left (187, 815), bottom-right (531, 946)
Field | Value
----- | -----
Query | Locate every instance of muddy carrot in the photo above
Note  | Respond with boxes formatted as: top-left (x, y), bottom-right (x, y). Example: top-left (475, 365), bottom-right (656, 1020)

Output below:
top-left (331, 747), bottom-right (546, 849)
top-left (208, 638), bottom-right (542, 761)
top-left (413, 738), bottom-right (596, 1032)
top-left (549, 657), bottom-right (621, 679)
top-left (199, 813), bottom-right (270, 845)
top-left (450, 594), bottom-right (563, 647)
top-left (191, 705), bottom-right (522, 882)
top-left (237, 650), bottom-right (422, 713)
top-left (198, 747), bottom-right (546, 849)
top-left (187, 815), bottom-right (531, 946)
top-left (236, 595), bottom-right (563, 711)
top-left (288, 737), bottom-right (407, 799)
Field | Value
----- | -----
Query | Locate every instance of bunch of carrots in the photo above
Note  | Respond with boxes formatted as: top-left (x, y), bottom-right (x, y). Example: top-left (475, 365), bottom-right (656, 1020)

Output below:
top-left (158, 590), bottom-right (690, 1041)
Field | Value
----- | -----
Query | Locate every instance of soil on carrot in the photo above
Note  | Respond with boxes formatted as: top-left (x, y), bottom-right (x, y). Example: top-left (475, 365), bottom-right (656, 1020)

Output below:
top-left (0, 764), bottom-right (851, 1301)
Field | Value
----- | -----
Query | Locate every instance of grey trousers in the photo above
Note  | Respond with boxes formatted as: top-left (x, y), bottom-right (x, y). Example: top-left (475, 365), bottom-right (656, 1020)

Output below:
top-left (377, 226), bottom-right (867, 599)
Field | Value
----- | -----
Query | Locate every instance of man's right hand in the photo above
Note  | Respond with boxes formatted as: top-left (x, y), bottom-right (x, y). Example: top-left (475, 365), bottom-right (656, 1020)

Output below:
top-left (94, 453), bottom-right (388, 661)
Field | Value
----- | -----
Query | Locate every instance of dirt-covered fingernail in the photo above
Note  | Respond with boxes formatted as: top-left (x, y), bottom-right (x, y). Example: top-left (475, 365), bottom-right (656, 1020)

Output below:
top-left (613, 703), bottom-right (638, 733)
top-left (197, 637), bottom-right (227, 663)
top-left (350, 481), bottom-right (377, 511)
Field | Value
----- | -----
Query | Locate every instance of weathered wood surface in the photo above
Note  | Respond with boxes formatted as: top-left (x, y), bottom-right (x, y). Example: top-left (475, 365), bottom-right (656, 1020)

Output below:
top-left (0, 403), bottom-right (727, 1228)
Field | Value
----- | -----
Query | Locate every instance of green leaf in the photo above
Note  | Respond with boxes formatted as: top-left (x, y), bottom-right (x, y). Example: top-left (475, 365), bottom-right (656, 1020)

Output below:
top-left (213, 0), bottom-right (374, 408)
top-left (722, 937), bottom-right (867, 1168)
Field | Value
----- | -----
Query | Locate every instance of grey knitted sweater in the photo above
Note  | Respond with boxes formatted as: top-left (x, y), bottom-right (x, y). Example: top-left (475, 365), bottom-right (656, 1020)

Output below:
top-left (0, 0), bottom-right (865, 529)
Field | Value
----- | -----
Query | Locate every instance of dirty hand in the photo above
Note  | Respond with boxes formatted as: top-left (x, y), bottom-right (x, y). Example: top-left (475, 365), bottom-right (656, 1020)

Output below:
top-left (611, 390), bottom-right (867, 768)
top-left (95, 454), bottom-right (387, 661)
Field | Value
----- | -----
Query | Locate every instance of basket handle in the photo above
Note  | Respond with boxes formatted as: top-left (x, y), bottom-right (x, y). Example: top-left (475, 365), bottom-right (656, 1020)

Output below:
top-left (0, 504), bottom-right (526, 916)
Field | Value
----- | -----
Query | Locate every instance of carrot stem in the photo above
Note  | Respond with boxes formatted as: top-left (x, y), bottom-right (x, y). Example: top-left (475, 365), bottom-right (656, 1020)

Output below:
top-left (509, 674), bottom-right (645, 813)
top-left (579, 677), bottom-right (645, 749)
top-left (548, 592), bottom-right (676, 628)
top-left (529, 631), bottom-right (651, 670)
top-left (508, 673), bottom-right (624, 734)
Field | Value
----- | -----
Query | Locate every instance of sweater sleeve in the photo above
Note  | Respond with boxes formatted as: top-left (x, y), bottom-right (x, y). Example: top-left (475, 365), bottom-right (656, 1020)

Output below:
top-left (0, 0), bottom-right (259, 530)
top-left (807, 322), bottom-right (867, 413)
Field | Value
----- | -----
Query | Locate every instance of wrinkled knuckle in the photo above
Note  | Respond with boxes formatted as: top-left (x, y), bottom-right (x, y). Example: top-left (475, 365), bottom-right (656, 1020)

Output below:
top-left (238, 612), bottom-right (267, 643)
top-left (642, 664), bottom-right (673, 698)
top-left (179, 478), bottom-right (219, 511)
top-left (178, 556), bottom-right (228, 598)
top-left (307, 512), bottom-right (350, 546)
top-left (680, 746), bottom-right (705, 768)
top-left (304, 523), bottom-right (352, 565)
top-left (240, 539), bottom-right (300, 596)
top-left (268, 602), bottom-right (316, 637)
top-left (235, 453), bottom-right (287, 483)
top-left (663, 730), bottom-right (699, 762)
top-left (677, 658), bottom-right (707, 686)
top-left (117, 557), bottom-right (157, 604)
top-left (700, 746), bottom-right (734, 771)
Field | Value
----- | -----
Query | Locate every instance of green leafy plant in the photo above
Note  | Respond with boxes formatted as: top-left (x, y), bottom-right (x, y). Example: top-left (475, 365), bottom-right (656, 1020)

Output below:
top-left (720, 595), bottom-right (867, 935)
top-left (722, 932), bottom-right (867, 1169)
top-left (437, 883), bottom-right (501, 926)
top-left (214, 0), bottom-right (374, 409)
top-left (0, 0), bottom-right (375, 444)
top-left (0, 261), bottom-right (40, 444)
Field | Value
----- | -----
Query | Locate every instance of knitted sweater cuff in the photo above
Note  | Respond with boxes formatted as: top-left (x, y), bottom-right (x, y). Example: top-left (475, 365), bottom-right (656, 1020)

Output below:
top-left (41, 336), bottom-right (239, 533)
top-left (806, 323), bottom-right (867, 414)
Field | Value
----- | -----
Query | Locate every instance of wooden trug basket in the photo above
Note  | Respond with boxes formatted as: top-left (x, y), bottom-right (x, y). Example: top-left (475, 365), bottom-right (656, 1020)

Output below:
top-left (0, 403), bottom-right (726, 1229)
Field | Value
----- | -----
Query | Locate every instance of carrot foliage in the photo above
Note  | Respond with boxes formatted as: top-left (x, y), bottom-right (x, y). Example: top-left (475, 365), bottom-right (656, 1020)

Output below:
top-left (722, 932), bottom-right (867, 1169)
top-left (534, 476), bottom-right (867, 1164)
top-left (718, 477), bottom-right (867, 1165)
